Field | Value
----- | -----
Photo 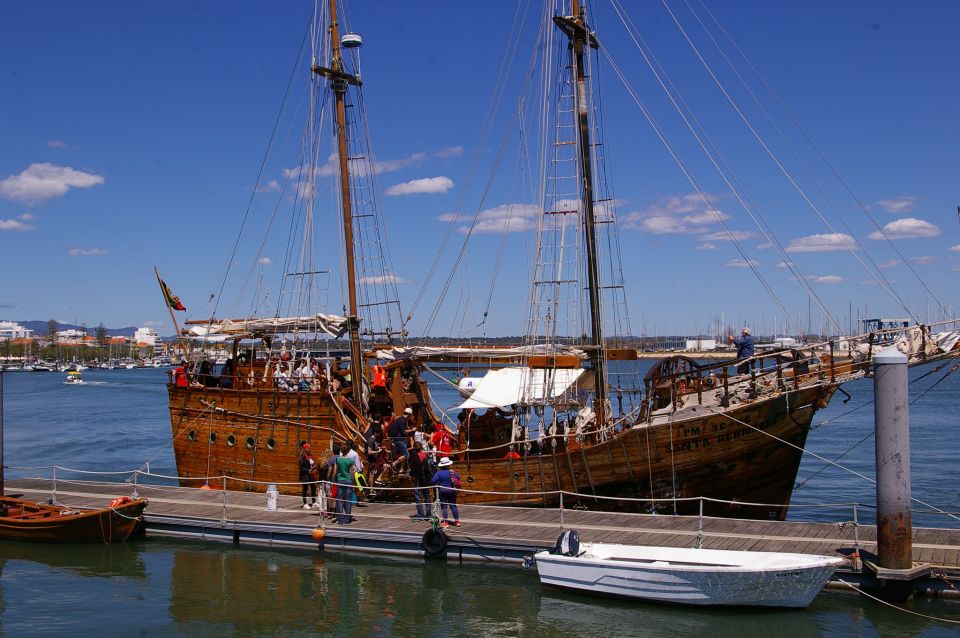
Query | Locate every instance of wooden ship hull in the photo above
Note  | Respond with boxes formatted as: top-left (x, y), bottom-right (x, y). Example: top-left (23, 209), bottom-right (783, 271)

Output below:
top-left (166, 358), bottom-right (840, 520)
top-left (0, 496), bottom-right (148, 543)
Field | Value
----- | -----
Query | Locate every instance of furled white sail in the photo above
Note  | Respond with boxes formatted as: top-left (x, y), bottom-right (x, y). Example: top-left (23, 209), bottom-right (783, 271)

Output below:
top-left (457, 367), bottom-right (586, 410)
top-left (188, 313), bottom-right (349, 339)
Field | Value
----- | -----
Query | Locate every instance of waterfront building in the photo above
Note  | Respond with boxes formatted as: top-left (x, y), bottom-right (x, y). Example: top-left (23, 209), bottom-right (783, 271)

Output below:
top-left (0, 321), bottom-right (34, 340)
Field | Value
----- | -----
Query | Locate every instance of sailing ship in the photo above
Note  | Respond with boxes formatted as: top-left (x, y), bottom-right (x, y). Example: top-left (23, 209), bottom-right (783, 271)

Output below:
top-left (164, 1), bottom-right (959, 520)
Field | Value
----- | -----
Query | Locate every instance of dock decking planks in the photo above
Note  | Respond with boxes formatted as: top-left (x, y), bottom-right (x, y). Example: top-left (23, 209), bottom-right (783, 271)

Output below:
top-left (5, 478), bottom-right (959, 572)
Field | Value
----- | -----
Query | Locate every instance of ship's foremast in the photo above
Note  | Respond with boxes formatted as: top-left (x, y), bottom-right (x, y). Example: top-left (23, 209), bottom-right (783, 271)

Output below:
top-left (311, 0), bottom-right (365, 412)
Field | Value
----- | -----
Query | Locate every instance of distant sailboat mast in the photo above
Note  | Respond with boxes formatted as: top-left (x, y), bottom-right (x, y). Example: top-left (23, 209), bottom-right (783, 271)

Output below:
top-left (312, 0), bottom-right (364, 408)
top-left (555, 0), bottom-right (608, 418)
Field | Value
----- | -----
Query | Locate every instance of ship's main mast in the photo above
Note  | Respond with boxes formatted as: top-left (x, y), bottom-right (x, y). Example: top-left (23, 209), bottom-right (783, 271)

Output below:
top-left (312, 0), bottom-right (364, 409)
top-left (554, 0), bottom-right (608, 419)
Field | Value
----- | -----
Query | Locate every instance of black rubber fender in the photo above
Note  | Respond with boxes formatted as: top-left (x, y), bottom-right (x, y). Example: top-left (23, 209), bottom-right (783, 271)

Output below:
top-left (421, 528), bottom-right (449, 558)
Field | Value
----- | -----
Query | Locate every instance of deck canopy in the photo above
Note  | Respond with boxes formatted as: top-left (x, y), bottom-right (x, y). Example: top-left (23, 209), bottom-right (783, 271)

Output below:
top-left (457, 367), bottom-right (587, 410)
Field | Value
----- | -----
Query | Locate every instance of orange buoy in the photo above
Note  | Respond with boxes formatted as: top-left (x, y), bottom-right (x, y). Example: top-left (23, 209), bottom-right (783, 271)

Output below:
top-left (311, 527), bottom-right (326, 542)
top-left (109, 496), bottom-right (131, 508)
top-left (200, 482), bottom-right (214, 490)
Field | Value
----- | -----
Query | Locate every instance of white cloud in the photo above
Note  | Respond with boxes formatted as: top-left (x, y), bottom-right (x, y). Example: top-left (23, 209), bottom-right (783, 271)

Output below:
top-left (440, 203), bottom-right (540, 234)
top-left (435, 146), bottom-right (463, 158)
top-left (908, 255), bottom-right (936, 265)
top-left (18, 213), bottom-right (34, 220)
top-left (386, 176), bottom-right (454, 196)
top-left (949, 245), bottom-right (960, 252)
top-left (256, 180), bottom-right (281, 194)
top-left (359, 273), bottom-right (410, 285)
top-left (68, 248), bottom-right (107, 256)
top-left (725, 258), bottom-right (758, 268)
top-left (874, 196), bottom-right (918, 213)
top-left (878, 259), bottom-right (901, 269)
top-left (696, 242), bottom-right (716, 250)
top-left (805, 274), bottom-right (844, 284)
top-left (0, 163), bottom-right (104, 204)
top-left (785, 233), bottom-right (856, 253)
top-left (47, 140), bottom-right (77, 150)
top-left (0, 219), bottom-right (34, 231)
top-left (700, 230), bottom-right (759, 242)
top-left (257, 257), bottom-right (272, 265)
top-left (775, 261), bottom-right (792, 269)
top-left (621, 193), bottom-right (728, 234)
top-left (867, 218), bottom-right (941, 240)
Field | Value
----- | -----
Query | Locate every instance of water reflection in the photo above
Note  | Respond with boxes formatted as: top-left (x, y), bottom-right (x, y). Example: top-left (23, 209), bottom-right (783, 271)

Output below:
top-left (0, 539), bottom-right (957, 636)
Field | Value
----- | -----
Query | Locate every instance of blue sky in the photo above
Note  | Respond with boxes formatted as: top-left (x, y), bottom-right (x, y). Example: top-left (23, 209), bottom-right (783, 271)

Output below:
top-left (1, 1), bottom-right (958, 338)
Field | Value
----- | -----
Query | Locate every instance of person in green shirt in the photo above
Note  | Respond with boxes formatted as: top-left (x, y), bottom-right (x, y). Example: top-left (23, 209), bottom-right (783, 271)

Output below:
top-left (334, 448), bottom-right (356, 525)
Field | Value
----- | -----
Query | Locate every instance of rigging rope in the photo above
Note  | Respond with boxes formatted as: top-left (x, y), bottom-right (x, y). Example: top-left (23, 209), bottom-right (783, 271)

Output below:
top-left (693, 0), bottom-right (950, 322)
top-left (680, 0), bottom-right (921, 324)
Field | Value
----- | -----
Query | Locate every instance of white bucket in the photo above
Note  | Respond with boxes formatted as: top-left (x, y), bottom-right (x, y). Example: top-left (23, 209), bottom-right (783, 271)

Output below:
top-left (266, 484), bottom-right (279, 511)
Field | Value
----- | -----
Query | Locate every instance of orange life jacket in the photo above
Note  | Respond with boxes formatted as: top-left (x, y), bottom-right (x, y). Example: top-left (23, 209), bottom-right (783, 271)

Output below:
top-left (372, 365), bottom-right (386, 388)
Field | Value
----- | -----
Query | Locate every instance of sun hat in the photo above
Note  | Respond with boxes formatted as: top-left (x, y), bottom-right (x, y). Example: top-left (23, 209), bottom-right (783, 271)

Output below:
top-left (438, 457), bottom-right (453, 468)
top-left (404, 407), bottom-right (413, 415)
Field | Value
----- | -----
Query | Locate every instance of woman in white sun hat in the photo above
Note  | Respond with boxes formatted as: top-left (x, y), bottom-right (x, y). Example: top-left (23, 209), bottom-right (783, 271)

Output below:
top-left (430, 457), bottom-right (462, 528)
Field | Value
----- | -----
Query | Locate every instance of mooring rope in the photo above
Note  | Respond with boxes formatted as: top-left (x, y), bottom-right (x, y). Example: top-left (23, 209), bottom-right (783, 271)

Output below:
top-left (835, 578), bottom-right (960, 625)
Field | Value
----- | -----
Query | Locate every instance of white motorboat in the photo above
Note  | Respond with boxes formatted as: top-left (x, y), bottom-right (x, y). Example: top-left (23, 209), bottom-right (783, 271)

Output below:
top-left (65, 370), bottom-right (84, 384)
top-left (534, 532), bottom-right (845, 608)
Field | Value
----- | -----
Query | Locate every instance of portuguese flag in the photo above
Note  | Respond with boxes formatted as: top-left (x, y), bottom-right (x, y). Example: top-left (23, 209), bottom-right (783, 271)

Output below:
top-left (158, 275), bottom-right (186, 311)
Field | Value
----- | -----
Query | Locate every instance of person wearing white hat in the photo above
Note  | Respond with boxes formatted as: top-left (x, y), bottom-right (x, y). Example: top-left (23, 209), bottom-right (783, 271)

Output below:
top-left (431, 456), bottom-right (462, 528)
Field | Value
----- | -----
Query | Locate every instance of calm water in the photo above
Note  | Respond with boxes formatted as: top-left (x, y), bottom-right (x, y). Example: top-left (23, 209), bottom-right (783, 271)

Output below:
top-left (1, 365), bottom-right (959, 636)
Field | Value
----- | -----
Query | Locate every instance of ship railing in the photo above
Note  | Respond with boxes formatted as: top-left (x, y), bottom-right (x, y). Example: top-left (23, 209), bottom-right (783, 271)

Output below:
top-left (7, 464), bottom-right (960, 536)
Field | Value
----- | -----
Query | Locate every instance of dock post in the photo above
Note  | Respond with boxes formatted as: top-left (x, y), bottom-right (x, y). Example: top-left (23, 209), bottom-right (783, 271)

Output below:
top-left (873, 347), bottom-right (912, 570)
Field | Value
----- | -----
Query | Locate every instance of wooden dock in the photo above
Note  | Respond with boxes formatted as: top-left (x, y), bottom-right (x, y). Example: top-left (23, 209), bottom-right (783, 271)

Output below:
top-left (6, 478), bottom-right (960, 595)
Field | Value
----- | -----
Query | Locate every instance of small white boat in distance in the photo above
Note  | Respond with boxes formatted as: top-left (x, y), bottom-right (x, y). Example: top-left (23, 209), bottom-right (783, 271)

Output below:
top-left (65, 370), bottom-right (84, 384)
top-left (535, 532), bottom-right (845, 608)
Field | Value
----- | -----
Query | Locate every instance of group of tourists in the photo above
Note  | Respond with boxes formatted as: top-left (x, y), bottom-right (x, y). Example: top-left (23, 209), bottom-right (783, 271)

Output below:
top-left (296, 403), bottom-right (463, 528)
top-left (272, 357), bottom-right (352, 393)
top-left (297, 440), bottom-right (365, 525)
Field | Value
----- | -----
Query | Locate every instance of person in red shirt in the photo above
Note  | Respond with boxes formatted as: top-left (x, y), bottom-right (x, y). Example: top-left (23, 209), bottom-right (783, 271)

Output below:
top-left (431, 423), bottom-right (453, 458)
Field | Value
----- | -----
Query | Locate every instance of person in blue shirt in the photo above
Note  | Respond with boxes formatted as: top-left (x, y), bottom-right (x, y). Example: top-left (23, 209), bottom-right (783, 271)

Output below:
top-left (431, 457), bottom-right (462, 528)
top-left (728, 327), bottom-right (755, 374)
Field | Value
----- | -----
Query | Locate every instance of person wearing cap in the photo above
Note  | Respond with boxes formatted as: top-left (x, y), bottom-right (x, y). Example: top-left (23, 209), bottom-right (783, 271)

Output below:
top-left (298, 442), bottom-right (319, 509)
top-left (430, 457), bottom-right (462, 528)
top-left (388, 407), bottom-right (414, 460)
top-left (407, 442), bottom-right (431, 520)
top-left (728, 327), bottom-right (755, 374)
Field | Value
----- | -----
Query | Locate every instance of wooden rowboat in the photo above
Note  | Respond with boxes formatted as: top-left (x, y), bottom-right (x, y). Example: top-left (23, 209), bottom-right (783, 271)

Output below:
top-left (0, 495), bottom-right (148, 543)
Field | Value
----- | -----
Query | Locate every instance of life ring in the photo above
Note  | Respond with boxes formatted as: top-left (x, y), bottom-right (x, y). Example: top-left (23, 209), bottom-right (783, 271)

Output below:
top-left (422, 528), bottom-right (448, 558)
top-left (704, 376), bottom-right (716, 389)
top-left (109, 496), bottom-right (132, 508)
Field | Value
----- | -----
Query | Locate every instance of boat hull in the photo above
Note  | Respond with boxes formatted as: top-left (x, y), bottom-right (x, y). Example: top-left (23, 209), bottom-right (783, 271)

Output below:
top-left (0, 496), bottom-right (148, 543)
top-left (534, 543), bottom-right (844, 608)
top-left (167, 380), bottom-right (834, 520)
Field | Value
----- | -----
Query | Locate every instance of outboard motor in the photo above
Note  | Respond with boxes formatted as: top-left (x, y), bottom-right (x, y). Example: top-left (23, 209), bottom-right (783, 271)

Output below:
top-left (550, 530), bottom-right (580, 556)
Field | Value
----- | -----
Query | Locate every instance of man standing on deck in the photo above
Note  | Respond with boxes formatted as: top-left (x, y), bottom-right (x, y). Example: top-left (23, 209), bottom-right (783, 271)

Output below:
top-left (728, 327), bottom-right (755, 375)
top-left (389, 407), bottom-right (413, 459)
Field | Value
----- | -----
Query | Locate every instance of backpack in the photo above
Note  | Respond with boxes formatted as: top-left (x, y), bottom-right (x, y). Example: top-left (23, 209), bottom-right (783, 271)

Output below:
top-left (550, 530), bottom-right (580, 556)
top-left (450, 470), bottom-right (462, 489)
